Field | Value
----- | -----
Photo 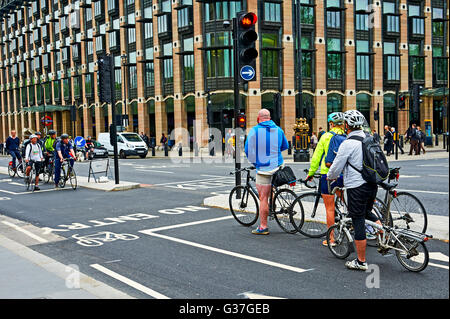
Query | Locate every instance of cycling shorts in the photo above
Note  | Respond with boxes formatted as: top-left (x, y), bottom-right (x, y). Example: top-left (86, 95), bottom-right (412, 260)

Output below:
top-left (27, 161), bottom-right (42, 172)
top-left (320, 174), bottom-right (343, 195)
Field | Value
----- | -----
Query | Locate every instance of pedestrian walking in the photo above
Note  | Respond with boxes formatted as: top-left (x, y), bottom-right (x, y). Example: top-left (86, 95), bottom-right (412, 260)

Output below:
top-left (384, 125), bottom-right (394, 156)
top-left (417, 126), bottom-right (426, 155)
top-left (310, 132), bottom-right (318, 151)
top-left (372, 130), bottom-right (380, 143)
top-left (391, 127), bottom-right (404, 154)
top-left (406, 124), bottom-right (419, 155)
top-left (160, 133), bottom-right (168, 147)
top-left (318, 127), bottom-right (326, 141)
top-left (245, 109), bottom-right (289, 235)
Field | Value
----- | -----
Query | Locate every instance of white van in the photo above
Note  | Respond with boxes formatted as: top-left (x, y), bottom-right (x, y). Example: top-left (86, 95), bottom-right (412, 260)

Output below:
top-left (98, 132), bottom-right (148, 159)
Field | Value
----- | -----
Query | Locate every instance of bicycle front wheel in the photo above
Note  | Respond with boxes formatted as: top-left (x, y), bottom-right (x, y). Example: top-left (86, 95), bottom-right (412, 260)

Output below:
top-left (327, 224), bottom-right (351, 259)
top-left (229, 186), bottom-right (259, 226)
top-left (59, 167), bottom-right (67, 188)
top-left (272, 188), bottom-right (302, 234)
top-left (388, 192), bottom-right (427, 233)
top-left (8, 165), bottom-right (15, 177)
top-left (395, 237), bottom-right (429, 272)
top-left (69, 168), bottom-right (77, 190)
top-left (294, 192), bottom-right (328, 238)
top-left (16, 163), bottom-right (25, 178)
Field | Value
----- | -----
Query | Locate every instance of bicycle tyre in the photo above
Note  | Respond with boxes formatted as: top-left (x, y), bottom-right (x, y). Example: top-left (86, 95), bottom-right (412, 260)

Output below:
top-left (327, 224), bottom-right (351, 259)
top-left (272, 188), bottom-right (302, 234)
top-left (24, 171), bottom-right (31, 191)
top-left (8, 164), bottom-right (15, 177)
top-left (395, 237), bottom-right (429, 272)
top-left (229, 186), bottom-right (259, 227)
top-left (59, 166), bottom-right (66, 188)
top-left (367, 199), bottom-right (388, 247)
top-left (16, 163), bottom-right (25, 178)
top-left (294, 192), bottom-right (328, 238)
top-left (69, 167), bottom-right (77, 190)
top-left (388, 192), bottom-right (428, 233)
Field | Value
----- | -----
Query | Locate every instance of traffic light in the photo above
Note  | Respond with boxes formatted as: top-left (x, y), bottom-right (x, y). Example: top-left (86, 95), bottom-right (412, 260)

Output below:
top-left (412, 84), bottom-right (424, 114)
top-left (237, 113), bottom-right (246, 129)
top-left (237, 12), bottom-right (258, 82)
top-left (98, 55), bottom-right (112, 104)
top-left (399, 95), bottom-right (406, 109)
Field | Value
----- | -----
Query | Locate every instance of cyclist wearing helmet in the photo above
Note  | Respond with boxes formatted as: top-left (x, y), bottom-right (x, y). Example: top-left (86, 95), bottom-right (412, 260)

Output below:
top-left (327, 110), bottom-right (383, 271)
top-left (43, 130), bottom-right (57, 170)
top-left (54, 134), bottom-right (76, 188)
top-left (25, 134), bottom-right (44, 191)
top-left (306, 112), bottom-right (346, 246)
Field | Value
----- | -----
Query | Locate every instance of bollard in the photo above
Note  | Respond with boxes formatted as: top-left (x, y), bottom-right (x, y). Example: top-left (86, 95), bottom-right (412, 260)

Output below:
top-left (164, 144), bottom-right (168, 157)
top-left (152, 146), bottom-right (155, 156)
top-left (178, 143), bottom-right (182, 156)
top-left (288, 141), bottom-right (292, 155)
top-left (400, 135), bottom-right (404, 148)
top-left (194, 142), bottom-right (198, 157)
top-left (435, 134), bottom-right (439, 146)
top-left (444, 134), bottom-right (447, 150)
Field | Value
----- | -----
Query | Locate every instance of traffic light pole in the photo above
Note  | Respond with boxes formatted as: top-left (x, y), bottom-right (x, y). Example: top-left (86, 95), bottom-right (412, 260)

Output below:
top-left (395, 86), bottom-right (399, 160)
top-left (109, 55), bottom-right (120, 184)
top-left (232, 17), bottom-right (241, 189)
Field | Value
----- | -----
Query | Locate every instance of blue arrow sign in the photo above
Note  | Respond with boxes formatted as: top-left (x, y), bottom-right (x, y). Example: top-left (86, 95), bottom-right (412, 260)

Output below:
top-left (74, 136), bottom-right (86, 148)
top-left (240, 65), bottom-right (256, 81)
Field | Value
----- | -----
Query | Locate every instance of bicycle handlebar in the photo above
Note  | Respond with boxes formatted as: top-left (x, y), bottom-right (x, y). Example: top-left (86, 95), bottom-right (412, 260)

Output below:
top-left (297, 179), bottom-right (316, 189)
top-left (230, 166), bottom-right (256, 175)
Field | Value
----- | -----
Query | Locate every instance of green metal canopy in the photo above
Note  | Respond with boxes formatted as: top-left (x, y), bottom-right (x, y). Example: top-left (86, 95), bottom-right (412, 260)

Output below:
top-left (23, 105), bottom-right (73, 113)
top-left (402, 87), bottom-right (449, 97)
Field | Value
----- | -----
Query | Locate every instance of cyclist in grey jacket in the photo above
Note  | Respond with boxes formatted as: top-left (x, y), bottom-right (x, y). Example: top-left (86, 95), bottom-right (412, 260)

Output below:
top-left (327, 110), bottom-right (383, 271)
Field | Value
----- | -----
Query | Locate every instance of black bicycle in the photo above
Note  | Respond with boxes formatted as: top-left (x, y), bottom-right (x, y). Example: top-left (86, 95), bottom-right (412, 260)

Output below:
top-left (24, 161), bottom-right (38, 192)
top-left (375, 167), bottom-right (427, 233)
top-left (228, 166), bottom-right (303, 234)
top-left (58, 158), bottom-right (77, 190)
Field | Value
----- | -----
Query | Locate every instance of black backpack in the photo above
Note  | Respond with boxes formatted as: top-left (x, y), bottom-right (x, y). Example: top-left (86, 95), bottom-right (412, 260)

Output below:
top-left (272, 166), bottom-right (297, 188)
top-left (348, 134), bottom-right (389, 185)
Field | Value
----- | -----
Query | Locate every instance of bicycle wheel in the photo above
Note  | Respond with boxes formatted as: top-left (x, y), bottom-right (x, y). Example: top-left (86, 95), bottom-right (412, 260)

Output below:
top-left (8, 164), bottom-right (16, 177)
top-left (388, 192), bottom-right (427, 233)
top-left (367, 199), bottom-right (388, 247)
top-left (59, 166), bottom-right (67, 188)
top-left (16, 162), bottom-right (25, 178)
top-left (395, 237), bottom-right (429, 272)
top-left (229, 186), bottom-right (259, 226)
top-left (294, 192), bottom-right (328, 238)
top-left (69, 167), bottom-right (77, 190)
top-left (272, 188), bottom-right (302, 234)
top-left (327, 224), bottom-right (351, 259)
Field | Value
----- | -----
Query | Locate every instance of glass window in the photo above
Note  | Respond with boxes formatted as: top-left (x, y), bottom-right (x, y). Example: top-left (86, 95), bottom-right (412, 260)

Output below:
top-left (183, 55), bottom-right (194, 81)
top-left (204, 1), bottom-right (242, 22)
top-left (300, 6), bottom-right (314, 24)
top-left (384, 42), bottom-right (396, 55)
top-left (356, 94), bottom-right (371, 124)
top-left (264, 2), bottom-right (282, 23)
top-left (355, 0), bottom-right (368, 11)
top-left (408, 5), bottom-right (420, 17)
top-left (356, 40), bottom-right (369, 53)
top-left (129, 66), bottom-right (137, 89)
top-left (327, 11), bottom-right (340, 28)
top-left (178, 7), bottom-right (192, 28)
top-left (409, 43), bottom-right (420, 56)
top-left (261, 33), bottom-right (280, 78)
top-left (383, 2), bottom-right (395, 14)
top-left (327, 94), bottom-right (342, 116)
top-left (145, 63), bottom-right (154, 87)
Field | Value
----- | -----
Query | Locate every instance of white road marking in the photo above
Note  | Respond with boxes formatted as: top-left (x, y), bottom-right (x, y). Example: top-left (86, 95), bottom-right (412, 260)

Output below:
top-left (90, 263), bottom-right (170, 299)
top-left (428, 174), bottom-right (449, 178)
top-left (9, 182), bottom-right (24, 186)
top-left (396, 189), bottom-right (449, 195)
top-left (0, 197), bottom-right (11, 200)
top-left (1, 221), bottom-right (48, 243)
top-left (154, 177), bottom-right (231, 186)
top-left (141, 215), bottom-right (237, 233)
top-left (428, 262), bottom-right (449, 270)
top-left (136, 169), bottom-right (174, 174)
top-left (239, 291), bottom-right (285, 299)
top-left (417, 164), bottom-right (448, 167)
top-left (143, 232), bottom-right (313, 274)
top-left (429, 252), bottom-right (449, 263)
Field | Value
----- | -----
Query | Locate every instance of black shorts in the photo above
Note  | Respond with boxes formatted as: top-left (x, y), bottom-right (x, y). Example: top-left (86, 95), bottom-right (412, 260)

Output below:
top-left (346, 183), bottom-right (378, 221)
top-left (27, 161), bottom-right (42, 172)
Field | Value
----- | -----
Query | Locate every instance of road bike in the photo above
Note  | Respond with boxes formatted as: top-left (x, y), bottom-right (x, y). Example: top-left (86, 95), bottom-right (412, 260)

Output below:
top-left (42, 155), bottom-right (55, 184)
top-left (375, 167), bottom-right (427, 233)
top-left (58, 158), bottom-right (77, 190)
top-left (8, 158), bottom-right (25, 178)
top-left (24, 161), bottom-right (39, 192)
top-left (326, 184), bottom-right (433, 272)
top-left (229, 166), bottom-right (303, 234)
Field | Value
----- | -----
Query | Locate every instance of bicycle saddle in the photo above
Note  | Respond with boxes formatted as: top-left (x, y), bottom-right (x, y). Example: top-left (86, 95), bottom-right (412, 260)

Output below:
top-left (379, 181), bottom-right (398, 191)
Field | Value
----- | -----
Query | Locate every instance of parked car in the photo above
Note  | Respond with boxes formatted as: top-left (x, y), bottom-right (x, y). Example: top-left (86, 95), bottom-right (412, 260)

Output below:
top-left (98, 132), bottom-right (148, 159)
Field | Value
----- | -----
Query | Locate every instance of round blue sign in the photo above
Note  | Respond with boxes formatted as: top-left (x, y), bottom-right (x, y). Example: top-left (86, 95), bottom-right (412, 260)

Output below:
top-left (240, 65), bottom-right (256, 81)
top-left (74, 136), bottom-right (86, 148)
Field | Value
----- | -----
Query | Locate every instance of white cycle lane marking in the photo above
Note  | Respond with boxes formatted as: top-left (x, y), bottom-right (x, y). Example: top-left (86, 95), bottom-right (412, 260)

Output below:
top-left (139, 216), bottom-right (313, 274)
top-left (72, 231), bottom-right (139, 247)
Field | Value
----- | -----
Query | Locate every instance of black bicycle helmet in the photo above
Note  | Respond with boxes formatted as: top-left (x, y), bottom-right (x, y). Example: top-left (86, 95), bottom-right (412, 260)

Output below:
top-left (60, 133), bottom-right (70, 139)
top-left (48, 130), bottom-right (56, 135)
top-left (35, 131), bottom-right (42, 136)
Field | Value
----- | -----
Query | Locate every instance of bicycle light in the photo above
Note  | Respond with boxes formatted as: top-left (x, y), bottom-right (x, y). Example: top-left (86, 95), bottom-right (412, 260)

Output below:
top-left (289, 182), bottom-right (296, 187)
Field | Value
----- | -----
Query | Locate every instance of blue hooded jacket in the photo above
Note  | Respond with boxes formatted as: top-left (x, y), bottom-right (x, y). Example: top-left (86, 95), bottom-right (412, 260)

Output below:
top-left (245, 120), bottom-right (289, 172)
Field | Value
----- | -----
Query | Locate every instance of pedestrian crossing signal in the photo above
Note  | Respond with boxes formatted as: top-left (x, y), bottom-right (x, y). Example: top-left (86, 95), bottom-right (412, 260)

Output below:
top-left (237, 113), bottom-right (246, 129)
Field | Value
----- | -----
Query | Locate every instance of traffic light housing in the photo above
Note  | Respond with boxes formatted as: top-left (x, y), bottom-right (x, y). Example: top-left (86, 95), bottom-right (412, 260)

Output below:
top-left (237, 113), bottom-right (247, 129)
top-left (412, 84), bottom-right (423, 114)
top-left (237, 12), bottom-right (258, 82)
top-left (273, 92), bottom-right (282, 125)
top-left (207, 104), bottom-right (213, 126)
top-left (399, 95), bottom-right (406, 109)
top-left (98, 55), bottom-right (113, 104)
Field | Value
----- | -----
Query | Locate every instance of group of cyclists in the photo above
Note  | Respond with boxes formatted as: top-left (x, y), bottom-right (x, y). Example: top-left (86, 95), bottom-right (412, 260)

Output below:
top-left (245, 108), bottom-right (384, 271)
top-left (5, 129), bottom-right (75, 190)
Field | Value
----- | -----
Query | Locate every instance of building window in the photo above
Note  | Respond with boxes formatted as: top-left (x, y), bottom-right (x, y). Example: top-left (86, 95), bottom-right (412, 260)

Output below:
top-left (327, 94), bottom-right (343, 116)
top-left (205, 32), bottom-right (233, 78)
top-left (432, 8), bottom-right (445, 37)
top-left (182, 37), bottom-right (194, 82)
top-left (204, 1), bottom-right (242, 22)
top-left (356, 93), bottom-right (371, 124)
top-left (299, 0), bottom-right (314, 25)
top-left (301, 36), bottom-right (313, 78)
top-left (409, 43), bottom-right (424, 81)
top-left (264, 2), bottom-right (282, 23)
top-left (356, 40), bottom-right (370, 80)
top-left (261, 33), bottom-right (280, 78)
top-left (384, 41), bottom-right (400, 81)
top-left (145, 63), bottom-right (154, 87)
top-left (327, 38), bottom-right (342, 80)
top-left (383, 94), bottom-right (396, 127)
top-left (326, 0), bottom-right (342, 28)
top-left (178, 7), bottom-right (193, 29)
top-left (129, 66), bottom-right (137, 90)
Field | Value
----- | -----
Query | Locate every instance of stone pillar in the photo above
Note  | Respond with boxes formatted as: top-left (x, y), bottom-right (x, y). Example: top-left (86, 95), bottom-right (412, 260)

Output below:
top-left (344, 0), bottom-right (356, 112)
top-left (314, 1), bottom-right (327, 132)
top-left (372, 2), bottom-right (384, 131)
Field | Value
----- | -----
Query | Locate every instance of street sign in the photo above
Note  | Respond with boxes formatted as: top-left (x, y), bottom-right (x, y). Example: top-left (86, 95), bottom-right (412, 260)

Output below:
top-left (41, 115), bottom-right (53, 126)
top-left (240, 65), bottom-right (255, 81)
top-left (74, 136), bottom-right (86, 148)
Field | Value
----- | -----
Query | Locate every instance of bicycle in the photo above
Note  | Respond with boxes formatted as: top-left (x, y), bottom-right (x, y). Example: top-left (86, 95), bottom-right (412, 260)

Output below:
top-left (58, 158), bottom-right (77, 190)
top-left (326, 185), bottom-right (433, 272)
top-left (228, 166), bottom-right (303, 234)
top-left (8, 158), bottom-right (25, 178)
top-left (42, 156), bottom-right (55, 184)
top-left (24, 161), bottom-right (39, 192)
top-left (375, 167), bottom-right (427, 233)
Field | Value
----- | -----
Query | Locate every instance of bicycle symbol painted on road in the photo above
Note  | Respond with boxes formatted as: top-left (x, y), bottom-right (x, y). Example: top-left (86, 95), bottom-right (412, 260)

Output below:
top-left (71, 232), bottom-right (139, 247)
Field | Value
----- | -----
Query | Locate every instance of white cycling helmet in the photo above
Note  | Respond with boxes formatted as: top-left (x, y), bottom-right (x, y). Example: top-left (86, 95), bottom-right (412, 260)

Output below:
top-left (344, 110), bottom-right (366, 127)
top-left (29, 134), bottom-right (38, 140)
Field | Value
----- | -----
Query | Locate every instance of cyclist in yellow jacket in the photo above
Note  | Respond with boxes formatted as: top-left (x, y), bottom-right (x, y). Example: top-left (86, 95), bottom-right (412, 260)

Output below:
top-left (306, 112), bottom-right (345, 246)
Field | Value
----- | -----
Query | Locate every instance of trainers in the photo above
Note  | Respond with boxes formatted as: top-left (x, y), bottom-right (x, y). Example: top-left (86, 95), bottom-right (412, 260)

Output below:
top-left (34, 186), bottom-right (40, 191)
top-left (345, 258), bottom-right (368, 271)
top-left (366, 232), bottom-right (377, 240)
top-left (251, 227), bottom-right (269, 235)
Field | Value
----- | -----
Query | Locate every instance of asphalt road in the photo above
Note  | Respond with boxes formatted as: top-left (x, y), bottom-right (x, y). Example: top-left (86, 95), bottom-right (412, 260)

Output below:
top-left (0, 156), bottom-right (448, 299)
